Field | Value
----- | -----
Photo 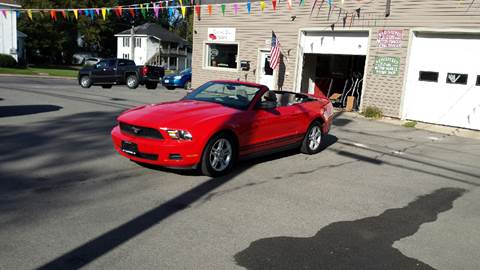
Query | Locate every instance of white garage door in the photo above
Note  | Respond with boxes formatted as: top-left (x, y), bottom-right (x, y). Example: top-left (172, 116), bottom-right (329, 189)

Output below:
top-left (403, 32), bottom-right (480, 130)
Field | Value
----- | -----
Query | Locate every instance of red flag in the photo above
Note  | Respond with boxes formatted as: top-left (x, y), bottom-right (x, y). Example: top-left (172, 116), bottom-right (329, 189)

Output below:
top-left (50, 10), bottom-right (57, 21)
top-left (272, 0), bottom-right (277, 11)
top-left (116, 6), bottom-right (122, 17)
top-left (61, 10), bottom-right (67, 19)
top-left (129, 7), bottom-right (135, 17)
top-left (195, 4), bottom-right (200, 17)
top-left (208, 4), bottom-right (212, 15)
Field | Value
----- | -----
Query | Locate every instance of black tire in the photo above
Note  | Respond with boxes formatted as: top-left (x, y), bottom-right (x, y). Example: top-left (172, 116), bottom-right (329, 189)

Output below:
top-left (200, 133), bottom-right (237, 177)
top-left (102, 84), bottom-right (113, 89)
top-left (166, 86), bottom-right (176, 90)
top-left (300, 121), bottom-right (325, 154)
top-left (145, 82), bottom-right (158, 89)
top-left (184, 80), bottom-right (191, 90)
top-left (79, 75), bottom-right (92, 88)
top-left (126, 74), bottom-right (139, 89)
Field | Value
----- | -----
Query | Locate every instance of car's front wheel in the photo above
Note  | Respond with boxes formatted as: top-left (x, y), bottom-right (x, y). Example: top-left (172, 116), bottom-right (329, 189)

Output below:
top-left (301, 121), bottom-right (324, 154)
top-left (79, 75), bottom-right (92, 88)
top-left (126, 75), bottom-right (139, 89)
top-left (201, 134), bottom-right (236, 177)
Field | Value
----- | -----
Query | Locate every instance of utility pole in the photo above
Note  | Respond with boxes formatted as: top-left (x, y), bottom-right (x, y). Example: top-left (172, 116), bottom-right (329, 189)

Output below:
top-left (130, 21), bottom-right (135, 62)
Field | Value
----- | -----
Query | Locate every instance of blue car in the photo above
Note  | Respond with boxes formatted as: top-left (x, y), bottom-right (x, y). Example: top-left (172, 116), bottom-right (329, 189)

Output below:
top-left (162, 68), bottom-right (192, 90)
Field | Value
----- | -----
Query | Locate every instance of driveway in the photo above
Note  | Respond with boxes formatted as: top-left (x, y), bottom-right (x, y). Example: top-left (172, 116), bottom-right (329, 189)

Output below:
top-left (0, 76), bottom-right (479, 270)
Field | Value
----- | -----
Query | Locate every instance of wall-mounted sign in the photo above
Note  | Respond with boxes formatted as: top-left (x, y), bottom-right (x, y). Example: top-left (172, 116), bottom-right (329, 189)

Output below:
top-left (208, 28), bottom-right (236, 42)
top-left (377, 30), bottom-right (403, 48)
top-left (373, 56), bottom-right (400, 76)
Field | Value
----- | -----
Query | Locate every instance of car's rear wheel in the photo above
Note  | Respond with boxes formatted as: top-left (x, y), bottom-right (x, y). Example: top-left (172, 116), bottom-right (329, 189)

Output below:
top-left (201, 133), bottom-right (236, 177)
top-left (145, 82), bottom-right (158, 89)
top-left (301, 121), bottom-right (324, 154)
top-left (80, 75), bottom-right (92, 88)
top-left (126, 75), bottom-right (139, 89)
top-left (102, 84), bottom-right (113, 89)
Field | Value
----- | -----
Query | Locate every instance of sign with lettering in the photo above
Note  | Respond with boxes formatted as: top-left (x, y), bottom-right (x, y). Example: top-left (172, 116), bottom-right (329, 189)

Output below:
top-left (373, 56), bottom-right (400, 76)
top-left (208, 28), bottom-right (236, 42)
top-left (377, 30), bottom-right (403, 48)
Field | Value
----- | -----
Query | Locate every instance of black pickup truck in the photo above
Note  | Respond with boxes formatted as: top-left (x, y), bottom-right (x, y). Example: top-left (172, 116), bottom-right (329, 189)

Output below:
top-left (78, 58), bottom-right (164, 89)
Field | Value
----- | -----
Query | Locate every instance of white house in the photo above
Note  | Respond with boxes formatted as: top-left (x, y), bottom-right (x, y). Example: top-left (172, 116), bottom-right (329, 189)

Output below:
top-left (115, 23), bottom-right (191, 71)
top-left (0, 0), bottom-right (23, 62)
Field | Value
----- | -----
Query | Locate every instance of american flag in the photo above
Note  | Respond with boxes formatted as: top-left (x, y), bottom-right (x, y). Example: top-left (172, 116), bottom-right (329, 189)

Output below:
top-left (270, 31), bottom-right (281, 70)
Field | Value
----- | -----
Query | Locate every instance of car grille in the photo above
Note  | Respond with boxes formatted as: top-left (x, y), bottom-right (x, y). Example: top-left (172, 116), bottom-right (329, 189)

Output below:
top-left (119, 122), bottom-right (163, 139)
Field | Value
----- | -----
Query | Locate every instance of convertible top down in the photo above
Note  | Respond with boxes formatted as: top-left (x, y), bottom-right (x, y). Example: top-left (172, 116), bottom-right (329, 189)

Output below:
top-left (111, 80), bottom-right (333, 176)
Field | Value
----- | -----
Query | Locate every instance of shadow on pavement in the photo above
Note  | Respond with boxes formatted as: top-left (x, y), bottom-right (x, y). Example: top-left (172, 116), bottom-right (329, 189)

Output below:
top-left (235, 187), bottom-right (466, 270)
top-left (0, 105), bottom-right (62, 118)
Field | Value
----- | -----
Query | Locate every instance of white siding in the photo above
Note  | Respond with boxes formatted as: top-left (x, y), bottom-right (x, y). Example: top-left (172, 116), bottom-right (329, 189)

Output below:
top-left (146, 37), bottom-right (159, 63)
top-left (0, 5), bottom-right (18, 60)
top-left (116, 35), bottom-right (148, 65)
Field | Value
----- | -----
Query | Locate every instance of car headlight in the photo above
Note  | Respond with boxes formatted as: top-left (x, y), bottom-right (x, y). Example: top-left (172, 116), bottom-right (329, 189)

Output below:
top-left (166, 129), bottom-right (193, 140)
top-left (174, 75), bottom-right (182, 80)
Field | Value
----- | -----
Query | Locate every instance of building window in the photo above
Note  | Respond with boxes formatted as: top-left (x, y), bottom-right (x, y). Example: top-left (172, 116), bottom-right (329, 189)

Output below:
top-left (135, 38), bottom-right (142, 48)
top-left (123, 37), bottom-right (130, 47)
top-left (476, 75), bottom-right (480, 86)
top-left (206, 43), bottom-right (238, 69)
top-left (418, 71), bottom-right (438, 82)
top-left (122, 53), bottom-right (130, 59)
top-left (446, 73), bottom-right (468, 85)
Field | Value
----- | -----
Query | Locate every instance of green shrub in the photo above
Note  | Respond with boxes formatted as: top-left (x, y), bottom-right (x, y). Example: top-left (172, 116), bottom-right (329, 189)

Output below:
top-left (362, 106), bottom-right (383, 119)
top-left (0, 54), bottom-right (17, 67)
top-left (403, 121), bottom-right (417, 128)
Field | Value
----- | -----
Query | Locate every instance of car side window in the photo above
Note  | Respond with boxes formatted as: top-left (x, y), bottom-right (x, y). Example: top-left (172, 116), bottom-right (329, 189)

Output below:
top-left (96, 61), bottom-right (108, 69)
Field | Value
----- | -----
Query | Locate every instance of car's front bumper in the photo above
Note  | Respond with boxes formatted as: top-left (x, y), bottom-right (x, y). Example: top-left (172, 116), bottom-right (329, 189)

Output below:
top-left (111, 126), bottom-right (202, 168)
top-left (162, 78), bottom-right (183, 87)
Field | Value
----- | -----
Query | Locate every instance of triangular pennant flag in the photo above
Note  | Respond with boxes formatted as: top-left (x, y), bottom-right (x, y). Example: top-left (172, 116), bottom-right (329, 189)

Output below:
top-left (84, 9), bottom-right (89, 17)
top-left (154, 3), bottom-right (160, 18)
top-left (234, 3), bottom-right (238, 15)
top-left (16, 10), bottom-right (20, 18)
top-left (78, 9), bottom-right (83, 16)
top-left (299, 0), bottom-right (305, 6)
top-left (1, 10), bottom-right (7, 18)
top-left (61, 10), bottom-right (67, 19)
top-left (27, 9), bottom-right (33, 20)
top-left (356, 8), bottom-right (361, 18)
top-left (260, 1), bottom-right (266, 12)
top-left (310, 0), bottom-right (318, 16)
top-left (101, 8), bottom-right (107, 20)
top-left (195, 4), bottom-right (201, 17)
top-left (168, 6), bottom-right (174, 19)
top-left (50, 10), bottom-right (57, 21)
top-left (343, 16), bottom-right (347, 27)
top-left (90, 9), bottom-right (95, 19)
top-left (140, 4), bottom-right (146, 18)
top-left (272, 0), bottom-right (277, 12)
top-left (208, 4), bottom-right (212, 15)
top-left (181, 6), bottom-right (186, 18)
top-left (247, 0), bottom-right (251, 14)
top-left (116, 6), bottom-right (122, 17)
top-left (129, 7), bottom-right (135, 17)
top-left (287, 0), bottom-right (292, 10)
top-left (95, 8), bottom-right (100, 16)
top-left (73, 9), bottom-right (78, 19)
top-left (145, 3), bottom-right (150, 15)
top-left (221, 4), bottom-right (226, 15)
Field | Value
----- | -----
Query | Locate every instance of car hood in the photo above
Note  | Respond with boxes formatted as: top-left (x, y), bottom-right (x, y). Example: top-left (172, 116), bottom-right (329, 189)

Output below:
top-left (163, 74), bottom-right (180, 80)
top-left (117, 99), bottom-right (239, 128)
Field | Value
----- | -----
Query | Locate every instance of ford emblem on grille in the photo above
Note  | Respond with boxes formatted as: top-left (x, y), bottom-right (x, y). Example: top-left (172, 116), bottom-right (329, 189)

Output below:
top-left (131, 126), bottom-right (141, 134)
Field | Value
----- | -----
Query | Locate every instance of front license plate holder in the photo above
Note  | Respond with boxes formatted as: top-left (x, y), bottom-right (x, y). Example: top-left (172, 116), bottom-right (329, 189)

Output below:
top-left (121, 141), bottom-right (138, 155)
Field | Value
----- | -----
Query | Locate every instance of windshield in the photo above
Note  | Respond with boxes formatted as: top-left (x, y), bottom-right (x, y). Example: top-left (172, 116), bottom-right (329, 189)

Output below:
top-left (184, 81), bottom-right (262, 110)
top-left (180, 68), bottom-right (191, 75)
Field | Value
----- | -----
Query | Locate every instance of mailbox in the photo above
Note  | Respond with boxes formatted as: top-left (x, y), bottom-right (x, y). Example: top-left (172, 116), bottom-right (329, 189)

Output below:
top-left (240, 60), bottom-right (250, 71)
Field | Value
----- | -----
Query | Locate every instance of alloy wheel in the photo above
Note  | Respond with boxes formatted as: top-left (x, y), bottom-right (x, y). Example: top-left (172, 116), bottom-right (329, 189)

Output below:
top-left (308, 126), bottom-right (322, 151)
top-left (209, 138), bottom-right (232, 172)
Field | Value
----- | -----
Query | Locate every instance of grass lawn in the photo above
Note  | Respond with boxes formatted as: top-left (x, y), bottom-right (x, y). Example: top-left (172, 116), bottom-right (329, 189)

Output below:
top-left (0, 66), bottom-right (78, 78)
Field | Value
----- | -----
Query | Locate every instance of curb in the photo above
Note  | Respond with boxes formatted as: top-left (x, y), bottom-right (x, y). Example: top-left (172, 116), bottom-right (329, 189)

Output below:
top-left (0, 73), bottom-right (76, 80)
top-left (334, 110), bottom-right (480, 140)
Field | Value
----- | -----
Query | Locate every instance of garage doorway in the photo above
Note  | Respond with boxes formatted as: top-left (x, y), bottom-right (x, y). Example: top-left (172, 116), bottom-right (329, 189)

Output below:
top-left (296, 31), bottom-right (369, 111)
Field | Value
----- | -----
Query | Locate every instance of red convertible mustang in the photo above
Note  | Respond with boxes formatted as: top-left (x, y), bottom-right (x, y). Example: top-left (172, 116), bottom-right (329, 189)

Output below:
top-left (111, 80), bottom-right (333, 177)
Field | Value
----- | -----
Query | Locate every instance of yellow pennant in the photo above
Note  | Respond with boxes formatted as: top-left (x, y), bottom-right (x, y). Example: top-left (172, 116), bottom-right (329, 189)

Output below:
top-left (101, 8), bottom-right (106, 20)
top-left (260, 1), bottom-right (265, 12)
top-left (73, 9), bottom-right (78, 19)
top-left (181, 6), bottom-right (186, 17)
top-left (27, 9), bottom-right (32, 20)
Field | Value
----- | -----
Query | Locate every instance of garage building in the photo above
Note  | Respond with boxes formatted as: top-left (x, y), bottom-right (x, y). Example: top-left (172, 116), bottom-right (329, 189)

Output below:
top-left (191, 0), bottom-right (480, 130)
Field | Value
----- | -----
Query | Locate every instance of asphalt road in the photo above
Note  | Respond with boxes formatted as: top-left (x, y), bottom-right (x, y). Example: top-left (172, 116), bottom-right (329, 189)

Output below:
top-left (1, 76), bottom-right (479, 270)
